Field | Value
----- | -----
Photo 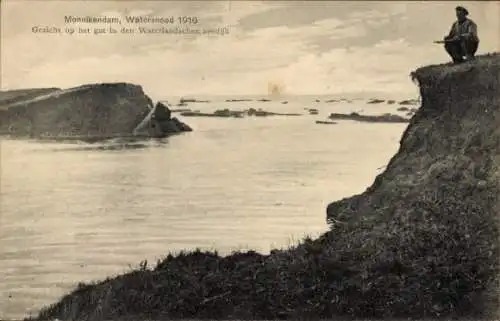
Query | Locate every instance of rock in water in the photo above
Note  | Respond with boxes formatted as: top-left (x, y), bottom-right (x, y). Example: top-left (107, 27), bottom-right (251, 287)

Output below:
top-left (367, 98), bottom-right (385, 104)
top-left (328, 112), bottom-right (409, 123)
top-left (171, 117), bottom-right (192, 132)
top-left (398, 99), bottom-right (419, 105)
top-left (133, 101), bottom-right (191, 137)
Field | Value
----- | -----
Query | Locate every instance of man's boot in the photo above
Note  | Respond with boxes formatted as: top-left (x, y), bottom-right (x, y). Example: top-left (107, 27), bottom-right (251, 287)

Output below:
top-left (465, 54), bottom-right (476, 61)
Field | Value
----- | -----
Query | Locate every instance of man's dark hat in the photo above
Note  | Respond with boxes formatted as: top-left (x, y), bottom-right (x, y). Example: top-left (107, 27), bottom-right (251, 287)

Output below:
top-left (455, 6), bottom-right (469, 15)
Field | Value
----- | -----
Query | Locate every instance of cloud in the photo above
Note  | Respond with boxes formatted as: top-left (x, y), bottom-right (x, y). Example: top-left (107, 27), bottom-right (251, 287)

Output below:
top-left (247, 38), bottom-right (442, 95)
top-left (1, 1), bottom-right (498, 97)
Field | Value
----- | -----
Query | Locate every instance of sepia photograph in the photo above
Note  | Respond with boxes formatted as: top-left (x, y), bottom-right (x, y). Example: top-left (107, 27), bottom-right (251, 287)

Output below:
top-left (1, 0), bottom-right (499, 320)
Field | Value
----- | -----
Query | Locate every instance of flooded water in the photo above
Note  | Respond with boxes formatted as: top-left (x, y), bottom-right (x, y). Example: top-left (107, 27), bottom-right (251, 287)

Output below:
top-left (0, 97), bottom-right (411, 319)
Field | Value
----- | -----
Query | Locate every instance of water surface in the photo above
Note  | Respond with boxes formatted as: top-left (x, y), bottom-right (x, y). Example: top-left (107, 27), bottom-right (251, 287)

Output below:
top-left (0, 98), bottom-right (409, 319)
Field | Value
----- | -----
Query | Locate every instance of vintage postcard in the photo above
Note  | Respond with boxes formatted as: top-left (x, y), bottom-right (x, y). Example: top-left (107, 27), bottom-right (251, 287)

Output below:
top-left (1, 1), bottom-right (499, 320)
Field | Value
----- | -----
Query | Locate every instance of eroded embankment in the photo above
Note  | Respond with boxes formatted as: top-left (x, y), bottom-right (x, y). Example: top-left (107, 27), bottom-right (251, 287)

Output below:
top-left (29, 54), bottom-right (500, 321)
top-left (0, 83), bottom-right (154, 138)
top-left (0, 87), bottom-right (61, 106)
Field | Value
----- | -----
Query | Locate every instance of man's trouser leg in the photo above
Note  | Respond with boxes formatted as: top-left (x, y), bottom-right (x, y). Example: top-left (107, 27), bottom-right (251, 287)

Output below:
top-left (445, 40), bottom-right (465, 63)
top-left (463, 39), bottom-right (479, 60)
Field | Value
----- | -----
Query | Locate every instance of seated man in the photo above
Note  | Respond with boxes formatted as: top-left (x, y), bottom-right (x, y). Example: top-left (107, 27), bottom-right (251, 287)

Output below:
top-left (443, 6), bottom-right (479, 63)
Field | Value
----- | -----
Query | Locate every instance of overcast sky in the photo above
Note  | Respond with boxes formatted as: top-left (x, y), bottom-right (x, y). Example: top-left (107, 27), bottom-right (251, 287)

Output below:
top-left (1, 1), bottom-right (499, 98)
